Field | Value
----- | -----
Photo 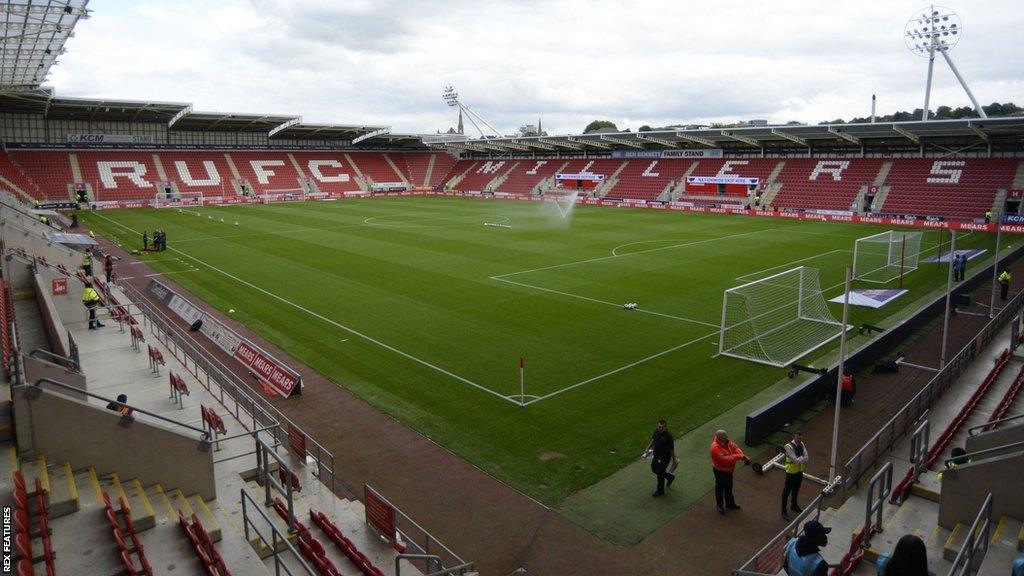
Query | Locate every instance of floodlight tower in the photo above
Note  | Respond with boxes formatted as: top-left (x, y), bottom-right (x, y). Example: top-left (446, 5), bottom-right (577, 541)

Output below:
top-left (904, 6), bottom-right (987, 121)
top-left (442, 85), bottom-right (503, 138)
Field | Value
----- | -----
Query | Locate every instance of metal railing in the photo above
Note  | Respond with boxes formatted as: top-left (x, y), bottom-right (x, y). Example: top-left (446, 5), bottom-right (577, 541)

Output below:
top-left (239, 489), bottom-right (315, 576)
top-left (255, 436), bottom-right (298, 532)
top-left (29, 377), bottom-right (211, 444)
top-left (841, 288), bottom-right (1024, 492)
top-left (947, 493), bottom-right (992, 576)
top-left (67, 329), bottom-right (81, 371)
top-left (944, 439), bottom-right (1024, 467)
top-left (732, 480), bottom-right (840, 575)
top-left (863, 461), bottom-right (893, 549)
top-left (118, 281), bottom-right (344, 499)
top-left (29, 348), bottom-right (79, 372)
top-left (968, 413), bottom-right (1024, 435)
top-left (909, 419), bottom-right (930, 483)
top-left (365, 484), bottom-right (468, 575)
top-left (395, 554), bottom-right (475, 576)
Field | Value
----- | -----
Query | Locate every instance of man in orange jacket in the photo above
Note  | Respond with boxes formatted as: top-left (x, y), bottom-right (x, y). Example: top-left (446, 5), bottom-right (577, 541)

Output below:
top-left (711, 429), bottom-right (750, 514)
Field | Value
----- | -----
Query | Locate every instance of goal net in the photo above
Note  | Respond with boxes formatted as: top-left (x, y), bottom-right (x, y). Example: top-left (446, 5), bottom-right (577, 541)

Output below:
top-left (719, 266), bottom-right (845, 367)
top-left (853, 231), bottom-right (923, 283)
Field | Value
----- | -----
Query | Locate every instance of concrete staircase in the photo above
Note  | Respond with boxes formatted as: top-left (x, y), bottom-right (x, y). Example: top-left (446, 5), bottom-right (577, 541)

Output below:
top-left (2, 443), bottom-right (229, 576)
top-left (992, 189), bottom-right (1008, 217)
top-left (595, 161), bottom-right (628, 198)
top-left (445, 161), bottom-right (478, 190)
top-left (383, 154), bottom-right (411, 186)
top-left (422, 154), bottom-right (437, 188)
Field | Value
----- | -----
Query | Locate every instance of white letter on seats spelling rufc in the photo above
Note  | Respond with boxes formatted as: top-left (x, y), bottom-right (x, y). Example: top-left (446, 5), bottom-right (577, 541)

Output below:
top-left (307, 160), bottom-right (350, 183)
top-left (98, 161), bottom-right (152, 189)
top-left (642, 161), bottom-right (660, 177)
top-left (810, 160), bottom-right (850, 181)
top-left (478, 161), bottom-right (505, 174)
top-left (525, 161), bottom-right (547, 175)
top-left (716, 160), bottom-right (749, 178)
top-left (174, 161), bottom-right (220, 186)
top-left (250, 160), bottom-right (285, 184)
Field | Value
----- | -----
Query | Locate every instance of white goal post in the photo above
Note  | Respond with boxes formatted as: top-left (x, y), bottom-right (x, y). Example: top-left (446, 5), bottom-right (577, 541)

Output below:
top-left (852, 230), bottom-right (924, 284)
top-left (719, 266), bottom-right (846, 367)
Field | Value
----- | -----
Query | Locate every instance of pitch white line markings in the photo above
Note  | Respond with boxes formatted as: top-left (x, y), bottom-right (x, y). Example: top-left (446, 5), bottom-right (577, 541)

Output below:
top-left (94, 212), bottom-right (523, 406)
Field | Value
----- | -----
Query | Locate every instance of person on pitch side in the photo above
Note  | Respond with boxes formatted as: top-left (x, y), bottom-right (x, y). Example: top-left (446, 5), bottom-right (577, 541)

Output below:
top-left (642, 419), bottom-right (678, 497)
top-left (710, 429), bottom-right (749, 514)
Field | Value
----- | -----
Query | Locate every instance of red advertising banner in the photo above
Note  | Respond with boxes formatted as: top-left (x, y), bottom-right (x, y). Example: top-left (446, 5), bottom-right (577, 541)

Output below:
top-left (287, 423), bottom-right (307, 460)
top-left (233, 341), bottom-right (301, 397)
top-left (364, 487), bottom-right (395, 543)
top-left (51, 277), bottom-right (68, 296)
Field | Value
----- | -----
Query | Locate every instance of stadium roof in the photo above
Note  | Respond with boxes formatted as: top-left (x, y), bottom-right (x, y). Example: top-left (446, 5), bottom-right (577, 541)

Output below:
top-left (1, 0), bottom-right (90, 89)
top-left (0, 90), bottom-right (419, 145)
top-left (0, 89), bottom-right (192, 121)
top-left (426, 116), bottom-right (1024, 154)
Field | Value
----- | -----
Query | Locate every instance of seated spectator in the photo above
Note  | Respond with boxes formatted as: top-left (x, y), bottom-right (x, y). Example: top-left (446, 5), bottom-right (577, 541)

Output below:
top-left (1013, 548), bottom-right (1023, 576)
top-left (876, 534), bottom-right (934, 576)
top-left (784, 520), bottom-right (831, 576)
top-left (106, 394), bottom-right (132, 416)
top-left (938, 447), bottom-right (970, 482)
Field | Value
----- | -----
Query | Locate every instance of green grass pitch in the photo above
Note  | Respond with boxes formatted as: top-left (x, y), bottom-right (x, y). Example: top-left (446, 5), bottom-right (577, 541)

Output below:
top-left (85, 196), bottom-right (999, 504)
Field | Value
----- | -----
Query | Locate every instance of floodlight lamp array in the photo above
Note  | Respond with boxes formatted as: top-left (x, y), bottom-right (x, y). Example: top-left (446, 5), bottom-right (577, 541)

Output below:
top-left (904, 6), bottom-right (961, 56)
top-left (443, 85), bottom-right (459, 107)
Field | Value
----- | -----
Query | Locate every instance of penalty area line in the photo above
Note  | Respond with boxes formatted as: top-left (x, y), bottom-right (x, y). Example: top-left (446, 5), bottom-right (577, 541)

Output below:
top-left (490, 276), bottom-right (718, 328)
top-left (522, 330), bottom-right (719, 406)
top-left (92, 212), bottom-right (522, 407)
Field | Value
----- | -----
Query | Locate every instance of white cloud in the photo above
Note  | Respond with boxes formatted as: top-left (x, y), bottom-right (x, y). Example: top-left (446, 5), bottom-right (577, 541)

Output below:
top-left (47, 0), bottom-right (1024, 135)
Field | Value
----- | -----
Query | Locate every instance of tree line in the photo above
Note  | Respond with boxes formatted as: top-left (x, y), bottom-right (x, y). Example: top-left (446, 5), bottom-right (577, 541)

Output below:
top-left (583, 101), bottom-right (1021, 133)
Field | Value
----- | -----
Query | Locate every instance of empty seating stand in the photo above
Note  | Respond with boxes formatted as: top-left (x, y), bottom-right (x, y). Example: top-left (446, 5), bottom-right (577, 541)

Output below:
top-left (6, 150), bottom-right (75, 201)
top-left (158, 152), bottom-right (239, 199)
top-left (288, 152), bottom-right (361, 194)
top-left (347, 152), bottom-right (407, 187)
top-left (772, 158), bottom-right (883, 211)
top-left (881, 158), bottom-right (1019, 220)
top-left (102, 491), bottom-right (154, 576)
top-left (494, 158), bottom-right (563, 194)
top-left (604, 158), bottom-right (688, 200)
top-left (178, 510), bottom-right (232, 576)
top-left (310, 508), bottom-right (386, 576)
top-left (13, 470), bottom-right (56, 576)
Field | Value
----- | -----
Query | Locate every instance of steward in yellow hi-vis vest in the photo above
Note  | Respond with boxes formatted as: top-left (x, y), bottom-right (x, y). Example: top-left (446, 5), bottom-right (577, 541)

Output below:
top-left (781, 431), bottom-right (808, 520)
top-left (81, 282), bottom-right (104, 329)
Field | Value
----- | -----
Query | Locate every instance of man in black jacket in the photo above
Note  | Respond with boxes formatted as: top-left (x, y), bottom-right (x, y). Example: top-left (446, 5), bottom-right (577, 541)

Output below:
top-left (642, 419), bottom-right (678, 497)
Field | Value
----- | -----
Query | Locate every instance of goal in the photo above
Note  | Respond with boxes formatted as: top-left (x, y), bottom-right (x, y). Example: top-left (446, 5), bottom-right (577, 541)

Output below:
top-left (852, 231), bottom-right (923, 283)
top-left (153, 191), bottom-right (204, 207)
top-left (261, 188), bottom-right (307, 203)
top-left (719, 266), bottom-right (845, 367)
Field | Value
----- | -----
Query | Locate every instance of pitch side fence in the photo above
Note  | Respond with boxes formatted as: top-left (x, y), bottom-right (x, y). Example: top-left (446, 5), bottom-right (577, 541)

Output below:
top-left (744, 242), bottom-right (1024, 446)
top-left (119, 280), bottom-right (470, 572)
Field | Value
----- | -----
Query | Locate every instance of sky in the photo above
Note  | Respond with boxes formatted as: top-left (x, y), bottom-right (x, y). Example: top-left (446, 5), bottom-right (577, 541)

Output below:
top-left (46, 0), bottom-right (1024, 136)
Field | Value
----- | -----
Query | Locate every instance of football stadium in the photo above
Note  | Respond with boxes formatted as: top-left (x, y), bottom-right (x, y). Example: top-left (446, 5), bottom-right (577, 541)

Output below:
top-left (1, 1), bottom-right (1023, 575)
